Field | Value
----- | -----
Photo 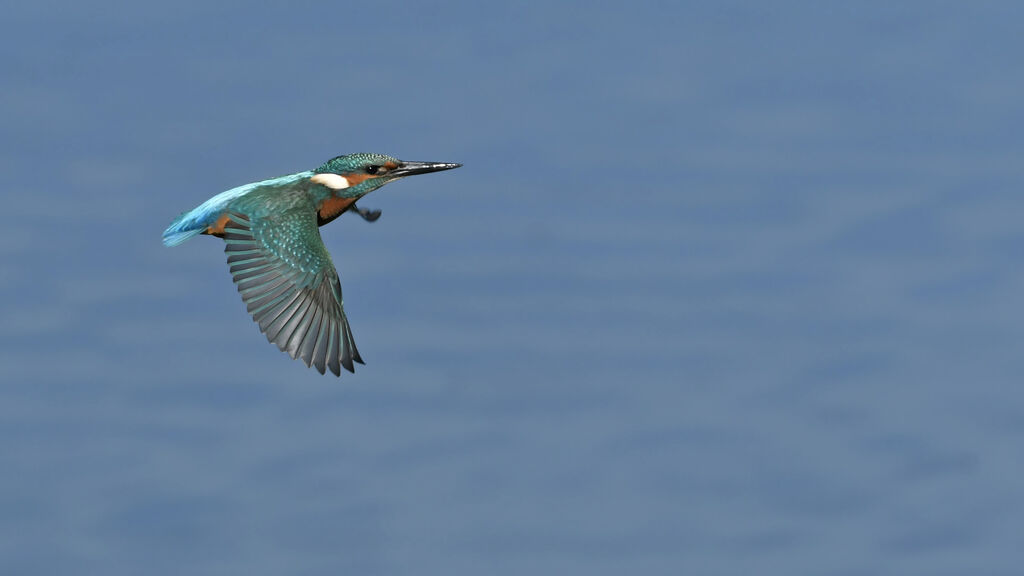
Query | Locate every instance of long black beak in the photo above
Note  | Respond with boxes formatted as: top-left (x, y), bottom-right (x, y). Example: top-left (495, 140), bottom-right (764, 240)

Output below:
top-left (392, 161), bottom-right (462, 177)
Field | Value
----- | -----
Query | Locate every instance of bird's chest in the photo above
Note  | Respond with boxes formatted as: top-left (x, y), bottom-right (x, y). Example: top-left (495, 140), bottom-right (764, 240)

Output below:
top-left (316, 195), bottom-right (357, 225)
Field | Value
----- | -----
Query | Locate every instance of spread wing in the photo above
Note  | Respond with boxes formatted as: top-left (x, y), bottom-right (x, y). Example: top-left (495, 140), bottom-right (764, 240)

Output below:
top-left (221, 210), bottom-right (363, 375)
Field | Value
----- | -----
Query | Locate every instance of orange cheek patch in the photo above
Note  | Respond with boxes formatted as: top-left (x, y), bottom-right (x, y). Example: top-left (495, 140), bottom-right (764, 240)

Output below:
top-left (318, 196), bottom-right (357, 221)
top-left (343, 173), bottom-right (375, 186)
top-left (383, 161), bottom-right (399, 170)
top-left (205, 213), bottom-right (232, 237)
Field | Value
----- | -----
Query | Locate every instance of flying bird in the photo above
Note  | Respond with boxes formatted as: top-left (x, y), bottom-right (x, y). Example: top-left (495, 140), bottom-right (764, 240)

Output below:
top-left (163, 153), bottom-right (461, 376)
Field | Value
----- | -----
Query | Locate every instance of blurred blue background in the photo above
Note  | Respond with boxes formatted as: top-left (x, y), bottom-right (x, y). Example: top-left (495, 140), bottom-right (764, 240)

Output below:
top-left (3, 1), bottom-right (1024, 574)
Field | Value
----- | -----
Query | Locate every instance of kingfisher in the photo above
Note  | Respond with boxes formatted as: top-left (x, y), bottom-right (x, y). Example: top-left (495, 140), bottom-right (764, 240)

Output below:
top-left (163, 153), bottom-right (461, 376)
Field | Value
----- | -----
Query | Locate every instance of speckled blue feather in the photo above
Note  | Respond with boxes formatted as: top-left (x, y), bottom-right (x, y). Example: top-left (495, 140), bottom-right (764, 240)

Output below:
top-left (162, 172), bottom-right (313, 246)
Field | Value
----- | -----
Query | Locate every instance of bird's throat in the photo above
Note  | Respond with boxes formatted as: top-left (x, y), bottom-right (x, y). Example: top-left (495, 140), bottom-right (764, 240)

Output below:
top-left (318, 196), bottom-right (357, 222)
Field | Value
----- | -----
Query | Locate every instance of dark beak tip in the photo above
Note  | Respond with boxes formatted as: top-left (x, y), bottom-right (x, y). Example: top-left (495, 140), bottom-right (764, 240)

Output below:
top-left (396, 161), bottom-right (463, 176)
top-left (429, 162), bottom-right (461, 170)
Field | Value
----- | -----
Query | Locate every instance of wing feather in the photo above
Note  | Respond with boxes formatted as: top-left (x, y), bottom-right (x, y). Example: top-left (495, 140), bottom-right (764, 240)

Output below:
top-left (220, 209), bottom-right (362, 375)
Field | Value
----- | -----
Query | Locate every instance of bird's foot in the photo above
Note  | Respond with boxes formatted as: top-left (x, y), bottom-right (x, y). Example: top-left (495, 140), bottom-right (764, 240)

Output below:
top-left (351, 204), bottom-right (382, 222)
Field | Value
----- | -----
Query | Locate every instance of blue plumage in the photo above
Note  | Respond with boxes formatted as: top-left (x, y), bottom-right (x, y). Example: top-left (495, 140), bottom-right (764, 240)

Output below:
top-left (161, 172), bottom-right (314, 246)
top-left (162, 215), bottom-right (207, 247)
top-left (162, 154), bottom-right (460, 376)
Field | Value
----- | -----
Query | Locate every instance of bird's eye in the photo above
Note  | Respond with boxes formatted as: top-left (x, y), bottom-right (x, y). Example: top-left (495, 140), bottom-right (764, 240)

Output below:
top-left (366, 165), bottom-right (381, 175)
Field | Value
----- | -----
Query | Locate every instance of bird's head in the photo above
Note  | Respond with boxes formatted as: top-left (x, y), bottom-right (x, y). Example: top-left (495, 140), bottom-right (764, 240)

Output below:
top-left (311, 153), bottom-right (460, 197)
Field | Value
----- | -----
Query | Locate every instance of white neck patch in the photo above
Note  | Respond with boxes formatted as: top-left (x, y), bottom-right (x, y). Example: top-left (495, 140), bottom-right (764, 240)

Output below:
top-left (310, 173), bottom-right (351, 190)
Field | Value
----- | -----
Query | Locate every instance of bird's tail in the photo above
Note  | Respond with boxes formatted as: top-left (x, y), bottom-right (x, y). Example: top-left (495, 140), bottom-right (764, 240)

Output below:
top-left (162, 211), bottom-right (207, 247)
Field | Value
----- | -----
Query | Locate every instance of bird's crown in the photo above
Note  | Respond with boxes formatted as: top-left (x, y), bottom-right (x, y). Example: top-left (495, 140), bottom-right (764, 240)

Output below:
top-left (315, 153), bottom-right (400, 176)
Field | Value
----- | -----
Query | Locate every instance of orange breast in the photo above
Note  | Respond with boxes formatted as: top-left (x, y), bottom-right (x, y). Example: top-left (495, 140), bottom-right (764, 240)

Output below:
top-left (318, 196), bottom-right (356, 221)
